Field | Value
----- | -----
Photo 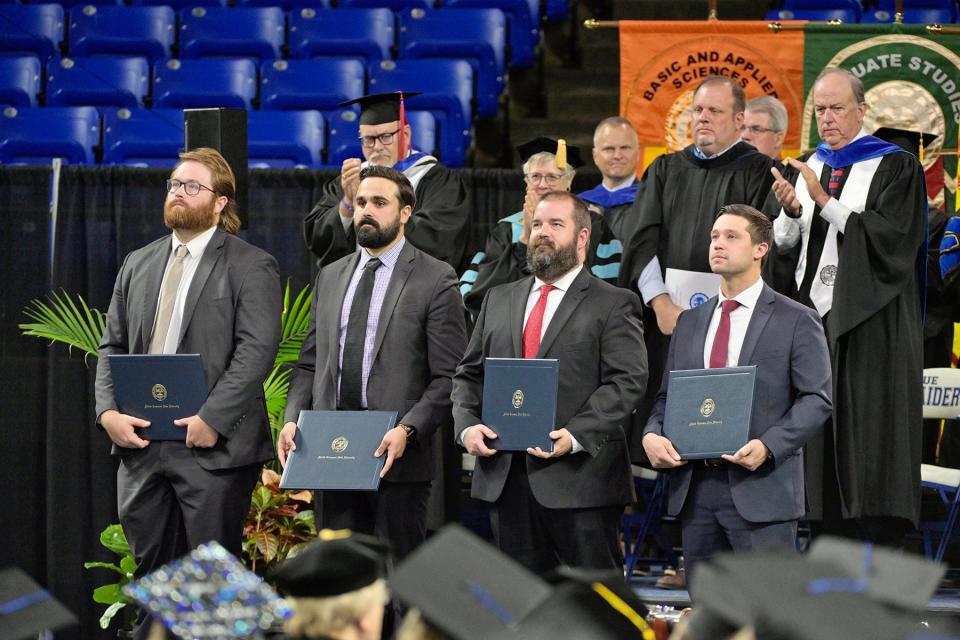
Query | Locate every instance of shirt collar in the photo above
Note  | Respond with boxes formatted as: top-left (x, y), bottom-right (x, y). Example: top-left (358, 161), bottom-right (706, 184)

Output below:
top-left (360, 237), bottom-right (405, 270)
top-left (172, 225), bottom-right (217, 258)
top-left (717, 276), bottom-right (764, 310)
top-left (693, 139), bottom-right (741, 160)
top-left (533, 263), bottom-right (584, 294)
top-left (605, 175), bottom-right (636, 192)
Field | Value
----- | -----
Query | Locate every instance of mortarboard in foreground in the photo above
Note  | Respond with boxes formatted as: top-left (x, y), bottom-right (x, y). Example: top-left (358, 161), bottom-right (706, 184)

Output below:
top-left (268, 529), bottom-right (389, 598)
top-left (0, 567), bottom-right (77, 640)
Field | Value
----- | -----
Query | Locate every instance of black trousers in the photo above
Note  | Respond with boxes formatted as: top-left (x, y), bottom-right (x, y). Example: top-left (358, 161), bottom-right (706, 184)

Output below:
top-left (489, 454), bottom-right (623, 575)
top-left (117, 442), bottom-right (261, 640)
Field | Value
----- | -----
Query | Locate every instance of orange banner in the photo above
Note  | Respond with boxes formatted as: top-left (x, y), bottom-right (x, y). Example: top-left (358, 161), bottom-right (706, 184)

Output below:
top-left (619, 21), bottom-right (805, 169)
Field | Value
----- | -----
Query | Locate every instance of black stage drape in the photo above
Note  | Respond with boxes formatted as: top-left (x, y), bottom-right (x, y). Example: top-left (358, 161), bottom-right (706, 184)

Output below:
top-left (0, 164), bottom-right (555, 639)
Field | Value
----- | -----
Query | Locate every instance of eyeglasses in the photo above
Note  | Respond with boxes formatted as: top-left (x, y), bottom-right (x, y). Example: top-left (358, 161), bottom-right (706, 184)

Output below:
top-left (740, 125), bottom-right (778, 135)
top-left (166, 179), bottom-right (215, 196)
top-left (525, 173), bottom-right (565, 186)
top-left (359, 129), bottom-right (401, 148)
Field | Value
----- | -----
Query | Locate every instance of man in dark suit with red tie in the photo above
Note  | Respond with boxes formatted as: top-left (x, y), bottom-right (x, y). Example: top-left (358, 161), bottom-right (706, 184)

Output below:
top-left (452, 191), bottom-right (647, 574)
top-left (642, 205), bottom-right (832, 592)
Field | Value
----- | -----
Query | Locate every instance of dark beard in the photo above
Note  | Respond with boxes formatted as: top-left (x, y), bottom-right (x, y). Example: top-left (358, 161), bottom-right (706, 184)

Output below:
top-left (356, 216), bottom-right (402, 250)
top-left (164, 198), bottom-right (217, 232)
top-left (526, 237), bottom-right (578, 282)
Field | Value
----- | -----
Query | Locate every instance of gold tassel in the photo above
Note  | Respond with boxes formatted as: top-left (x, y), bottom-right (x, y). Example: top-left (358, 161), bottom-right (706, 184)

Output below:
top-left (919, 131), bottom-right (925, 164)
top-left (556, 139), bottom-right (568, 169)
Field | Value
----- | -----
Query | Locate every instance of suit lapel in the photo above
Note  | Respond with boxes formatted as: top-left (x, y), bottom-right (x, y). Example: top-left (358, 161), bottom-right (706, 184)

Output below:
top-left (176, 231), bottom-right (224, 349)
top-left (690, 296), bottom-right (717, 367)
top-left (738, 284), bottom-right (775, 365)
top-left (329, 253), bottom-right (361, 383)
top-left (510, 277), bottom-right (532, 358)
top-left (536, 268), bottom-right (590, 358)
top-left (371, 242), bottom-right (415, 362)
top-left (140, 240), bottom-right (173, 351)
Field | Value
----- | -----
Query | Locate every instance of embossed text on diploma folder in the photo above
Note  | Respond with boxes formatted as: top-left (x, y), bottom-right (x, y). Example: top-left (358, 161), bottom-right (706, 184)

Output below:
top-left (280, 410), bottom-right (398, 491)
top-left (482, 358), bottom-right (558, 451)
top-left (662, 366), bottom-right (756, 460)
top-left (108, 354), bottom-right (207, 441)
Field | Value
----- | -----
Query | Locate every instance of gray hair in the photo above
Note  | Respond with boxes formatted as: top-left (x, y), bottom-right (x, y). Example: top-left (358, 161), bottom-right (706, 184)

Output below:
top-left (592, 116), bottom-right (638, 147)
top-left (814, 67), bottom-right (865, 104)
top-left (745, 96), bottom-right (788, 133)
top-left (522, 151), bottom-right (576, 184)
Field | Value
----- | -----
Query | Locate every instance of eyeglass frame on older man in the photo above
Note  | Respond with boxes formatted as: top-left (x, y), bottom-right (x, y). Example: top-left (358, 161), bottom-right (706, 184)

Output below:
top-left (359, 129), bottom-right (402, 148)
top-left (166, 179), bottom-right (216, 196)
top-left (525, 172), bottom-right (565, 187)
top-left (739, 124), bottom-right (780, 136)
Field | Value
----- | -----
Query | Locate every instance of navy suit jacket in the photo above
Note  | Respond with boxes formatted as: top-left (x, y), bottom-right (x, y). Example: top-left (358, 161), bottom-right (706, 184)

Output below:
top-left (644, 283), bottom-right (832, 523)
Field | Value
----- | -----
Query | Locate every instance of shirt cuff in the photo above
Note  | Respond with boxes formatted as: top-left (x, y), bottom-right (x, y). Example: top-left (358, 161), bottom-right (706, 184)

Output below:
top-left (638, 257), bottom-right (669, 305)
top-left (818, 197), bottom-right (853, 232)
top-left (457, 426), bottom-right (470, 447)
top-left (773, 212), bottom-right (802, 249)
top-left (569, 433), bottom-right (584, 454)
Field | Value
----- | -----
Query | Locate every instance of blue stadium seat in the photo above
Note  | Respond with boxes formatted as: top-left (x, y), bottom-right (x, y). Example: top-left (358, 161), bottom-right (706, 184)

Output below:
top-left (237, 0), bottom-right (329, 8)
top-left (767, 0), bottom-right (862, 22)
top-left (131, 0), bottom-right (226, 9)
top-left (24, 0), bottom-right (121, 6)
top-left (338, 0), bottom-right (430, 9)
top-left (0, 105), bottom-right (99, 164)
top-left (153, 58), bottom-right (257, 109)
top-left (324, 107), bottom-right (436, 166)
top-left (544, 0), bottom-right (568, 22)
top-left (862, 7), bottom-right (956, 22)
top-left (876, 0), bottom-right (955, 8)
top-left (0, 4), bottom-right (64, 60)
top-left (46, 56), bottom-right (150, 108)
top-left (180, 7), bottom-right (285, 62)
top-left (288, 8), bottom-right (394, 66)
top-left (0, 55), bottom-right (41, 107)
top-left (68, 5), bottom-right (175, 63)
top-left (398, 8), bottom-right (505, 118)
top-left (102, 107), bottom-right (184, 166)
top-left (439, 0), bottom-right (539, 68)
top-left (368, 59), bottom-right (473, 167)
top-left (260, 58), bottom-right (364, 110)
top-left (247, 109), bottom-right (324, 168)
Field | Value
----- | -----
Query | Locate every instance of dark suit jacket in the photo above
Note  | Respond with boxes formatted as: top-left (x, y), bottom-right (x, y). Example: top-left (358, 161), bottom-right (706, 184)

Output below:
top-left (285, 240), bottom-right (467, 483)
top-left (644, 283), bottom-right (832, 523)
top-left (452, 267), bottom-right (648, 509)
top-left (95, 231), bottom-right (282, 471)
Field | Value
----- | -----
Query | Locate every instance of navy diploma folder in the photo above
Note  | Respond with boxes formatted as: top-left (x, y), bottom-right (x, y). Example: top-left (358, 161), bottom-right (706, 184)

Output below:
top-left (279, 410), bottom-right (398, 491)
top-left (662, 366), bottom-right (756, 460)
top-left (108, 354), bottom-right (207, 441)
top-left (482, 358), bottom-right (558, 451)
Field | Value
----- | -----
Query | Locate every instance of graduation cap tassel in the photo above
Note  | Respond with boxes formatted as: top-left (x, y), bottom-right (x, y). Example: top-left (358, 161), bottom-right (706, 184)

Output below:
top-left (556, 139), bottom-right (568, 170)
top-left (397, 90), bottom-right (408, 160)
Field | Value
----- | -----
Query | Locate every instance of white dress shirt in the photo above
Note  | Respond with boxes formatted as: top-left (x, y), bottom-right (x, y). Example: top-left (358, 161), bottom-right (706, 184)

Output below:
top-left (154, 226), bottom-right (217, 354)
top-left (522, 264), bottom-right (584, 340)
top-left (702, 276), bottom-right (764, 368)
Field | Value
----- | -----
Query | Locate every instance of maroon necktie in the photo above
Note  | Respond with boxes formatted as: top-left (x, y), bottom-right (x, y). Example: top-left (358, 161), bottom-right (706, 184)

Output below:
top-left (709, 299), bottom-right (741, 369)
top-left (523, 285), bottom-right (555, 358)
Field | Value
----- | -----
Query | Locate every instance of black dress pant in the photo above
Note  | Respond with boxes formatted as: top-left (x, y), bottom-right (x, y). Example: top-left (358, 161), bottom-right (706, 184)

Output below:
top-left (489, 454), bottom-right (623, 575)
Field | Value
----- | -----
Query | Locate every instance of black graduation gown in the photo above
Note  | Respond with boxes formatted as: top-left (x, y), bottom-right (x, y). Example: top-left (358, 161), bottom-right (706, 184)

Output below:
top-left (459, 209), bottom-right (623, 320)
top-left (618, 142), bottom-right (774, 461)
top-left (766, 151), bottom-right (925, 524)
top-left (303, 162), bottom-right (471, 272)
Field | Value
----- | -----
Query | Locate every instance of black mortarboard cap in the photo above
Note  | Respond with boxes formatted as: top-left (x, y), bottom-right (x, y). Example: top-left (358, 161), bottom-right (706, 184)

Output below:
top-left (269, 529), bottom-right (389, 598)
top-left (124, 541), bottom-right (292, 639)
top-left (337, 91), bottom-right (422, 126)
top-left (389, 524), bottom-right (552, 640)
top-left (0, 567), bottom-right (77, 640)
top-left (516, 136), bottom-right (584, 169)
top-left (873, 126), bottom-right (939, 157)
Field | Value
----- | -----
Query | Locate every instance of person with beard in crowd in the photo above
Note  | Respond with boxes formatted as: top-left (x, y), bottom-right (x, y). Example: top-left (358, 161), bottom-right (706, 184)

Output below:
top-left (579, 117), bottom-right (641, 242)
top-left (280, 166), bottom-right (466, 598)
top-left (303, 92), bottom-right (470, 272)
top-left (452, 191), bottom-right (647, 574)
top-left (95, 148), bottom-right (281, 639)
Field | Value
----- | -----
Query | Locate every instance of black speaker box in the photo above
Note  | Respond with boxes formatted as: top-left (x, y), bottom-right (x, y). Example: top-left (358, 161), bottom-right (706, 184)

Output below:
top-left (184, 108), bottom-right (248, 230)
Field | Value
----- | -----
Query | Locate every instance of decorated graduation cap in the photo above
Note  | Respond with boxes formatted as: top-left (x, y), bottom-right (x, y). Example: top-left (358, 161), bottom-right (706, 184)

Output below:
top-left (516, 136), bottom-right (584, 169)
top-left (124, 541), bottom-right (292, 639)
top-left (686, 536), bottom-right (947, 640)
top-left (269, 529), bottom-right (389, 598)
top-left (873, 126), bottom-right (939, 163)
top-left (0, 567), bottom-right (77, 640)
top-left (338, 91), bottom-right (422, 159)
top-left (389, 524), bottom-right (552, 640)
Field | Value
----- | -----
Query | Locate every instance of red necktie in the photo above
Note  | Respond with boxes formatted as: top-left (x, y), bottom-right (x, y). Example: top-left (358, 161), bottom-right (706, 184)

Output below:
top-left (523, 284), bottom-right (555, 358)
top-left (709, 299), bottom-right (741, 369)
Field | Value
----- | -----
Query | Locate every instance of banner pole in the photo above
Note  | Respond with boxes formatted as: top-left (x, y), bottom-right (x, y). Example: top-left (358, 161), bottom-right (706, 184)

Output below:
top-left (708, 0), bottom-right (717, 20)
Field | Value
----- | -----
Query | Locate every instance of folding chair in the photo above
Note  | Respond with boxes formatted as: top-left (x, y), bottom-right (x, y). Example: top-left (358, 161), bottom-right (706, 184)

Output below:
top-left (918, 367), bottom-right (960, 563)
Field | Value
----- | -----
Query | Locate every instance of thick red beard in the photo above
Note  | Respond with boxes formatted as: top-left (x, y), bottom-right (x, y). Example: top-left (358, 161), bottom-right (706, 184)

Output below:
top-left (164, 197), bottom-right (217, 232)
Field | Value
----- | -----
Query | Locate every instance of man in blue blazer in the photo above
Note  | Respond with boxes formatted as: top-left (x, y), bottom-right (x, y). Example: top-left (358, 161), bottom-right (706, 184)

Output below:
top-left (642, 204), bottom-right (831, 591)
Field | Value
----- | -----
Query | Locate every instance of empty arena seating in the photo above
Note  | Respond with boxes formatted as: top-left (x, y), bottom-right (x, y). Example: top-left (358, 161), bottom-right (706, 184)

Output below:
top-left (0, 56), bottom-right (41, 107)
top-left (0, 105), bottom-right (100, 164)
top-left (101, 106), bottom-right (184, 166)
top-left (179, 6), bottom-right (285, 61)
top-left (766, 0), bottom-right (862, 22)
top-left (0, 3), bottom-right (64, 60)
top-left (247, 109), bottom-right (325, 168)
top-left (153, 57), bottom-right (257, 109)
top-left (68, 5), bottom-right (175, 62)
top-left (260, 58), bottom-right (365, 110)
top-left (46, 56), bottom-right (150, 108)
top-left (288, 8), bottom-right (394, 66)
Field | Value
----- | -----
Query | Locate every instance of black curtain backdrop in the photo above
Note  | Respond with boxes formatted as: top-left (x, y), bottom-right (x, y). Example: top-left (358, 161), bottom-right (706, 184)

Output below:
top-left (0, 164), bottom-right (594, 639)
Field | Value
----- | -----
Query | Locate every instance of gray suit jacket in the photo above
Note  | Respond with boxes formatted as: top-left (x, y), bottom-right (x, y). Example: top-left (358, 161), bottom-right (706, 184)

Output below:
top-left (285, 240), bottom-right (467, 483)
top-left (452, 268), bottom-right (648, 509)
top-left (644, 283), bottom-right (832, 523)
top-left (95, 231), bottom-right (282, 471)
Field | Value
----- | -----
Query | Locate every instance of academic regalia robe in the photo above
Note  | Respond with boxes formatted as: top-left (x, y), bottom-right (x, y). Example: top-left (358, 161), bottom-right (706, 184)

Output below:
top-left (618, 142), bottom-right (774, 461)
top-left (303, 155), bottom-right (470, 271)
top-left (765, 147), bottom-right (926, 524)
top-left (579, 180), bottom-right (640, 245)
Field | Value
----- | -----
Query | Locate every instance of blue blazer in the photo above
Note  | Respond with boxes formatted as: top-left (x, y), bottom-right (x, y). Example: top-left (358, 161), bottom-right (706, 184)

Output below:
top-left (644, 283), bottom-right (832, 523)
